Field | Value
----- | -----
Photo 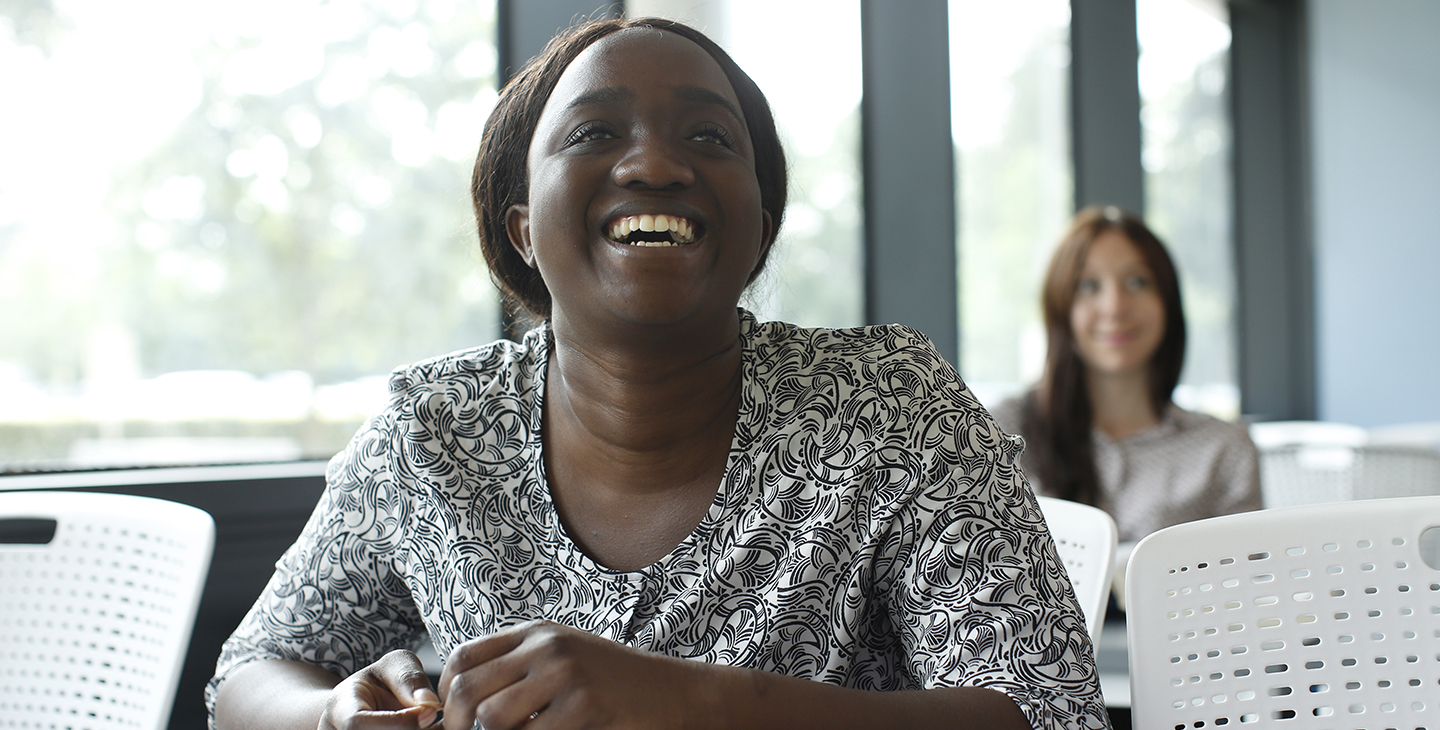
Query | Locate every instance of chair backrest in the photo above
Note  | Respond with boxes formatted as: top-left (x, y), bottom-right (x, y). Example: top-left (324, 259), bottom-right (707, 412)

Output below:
top-left (1037, 495), bottom-right (1118, 642)
top-left (0, 491), bottom-right (215, 730)
top-left (1249, 421), bottom-right (1368, 450)
top-left (1369, 421), bottom-right (1440, 451)
top-left (1258, 443), bottom-right (1440, 508)
top-left (1125, 496), bottom-right (1440, 729)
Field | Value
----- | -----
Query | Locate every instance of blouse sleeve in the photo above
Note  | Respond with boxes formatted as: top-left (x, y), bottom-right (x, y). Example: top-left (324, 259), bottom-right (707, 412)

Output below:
top-left (205, 393), bottom-right (428, 721)
top-left (875, 330), bottom-right (1108, 729)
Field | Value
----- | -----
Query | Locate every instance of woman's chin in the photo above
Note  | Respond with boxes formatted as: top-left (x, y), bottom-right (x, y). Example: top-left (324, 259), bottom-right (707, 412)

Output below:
top-left (1082, 354), bottom-right (1151, 379)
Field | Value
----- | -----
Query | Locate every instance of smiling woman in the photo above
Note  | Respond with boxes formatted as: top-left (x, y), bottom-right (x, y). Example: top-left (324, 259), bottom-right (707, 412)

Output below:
top-left (989, 205), bottom-right (1260, 569)
top-left (208, 17), bottom-right (1107, 730)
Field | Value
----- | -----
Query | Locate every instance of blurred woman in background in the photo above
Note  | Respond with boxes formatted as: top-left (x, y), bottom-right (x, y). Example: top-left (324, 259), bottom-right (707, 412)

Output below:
top-left (992, 205), bottom-right (1261, 557)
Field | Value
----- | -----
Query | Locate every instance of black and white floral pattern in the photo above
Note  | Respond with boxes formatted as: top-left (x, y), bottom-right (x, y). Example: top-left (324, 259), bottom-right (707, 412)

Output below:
top-left (209, 311), bottom-right (1108, 729)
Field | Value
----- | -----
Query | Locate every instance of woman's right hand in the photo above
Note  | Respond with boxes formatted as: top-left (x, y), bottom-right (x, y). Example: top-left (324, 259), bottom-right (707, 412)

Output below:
top-left (320, 649), bottom-right (443, 730)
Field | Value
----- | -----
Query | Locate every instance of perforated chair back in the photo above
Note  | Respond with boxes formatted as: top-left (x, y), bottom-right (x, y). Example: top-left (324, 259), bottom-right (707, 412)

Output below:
top-left (1125, 496), bottom-right (1440, 729)
top-left (0, 491), bottom-right (215, 729)
top-left (1258, 444), bottom-right (1440, 508)
top-left (1037, 495), bottom-right (1118, 642)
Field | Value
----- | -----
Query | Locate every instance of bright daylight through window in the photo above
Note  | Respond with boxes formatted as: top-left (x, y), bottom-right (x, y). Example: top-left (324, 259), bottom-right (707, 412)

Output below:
top-left (949, 0), bottom-right (1073, 410)
top-left (952, 0), bottom-right (1238, 419)
top-left (1138, 0), bottom-right (1238, 418)
top-left (0, 0), bottom-right (501, 471)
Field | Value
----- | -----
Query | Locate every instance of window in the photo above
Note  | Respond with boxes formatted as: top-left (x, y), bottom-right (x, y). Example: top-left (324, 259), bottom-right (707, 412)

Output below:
top-left (1137, 0), bottom-right (1239, 417)
top-left (949, 0), bottom-right (1073, 408)
top-left (0, 0), bottom-right (500, 471)
top-left (627, 0), bottom-right (865, 329)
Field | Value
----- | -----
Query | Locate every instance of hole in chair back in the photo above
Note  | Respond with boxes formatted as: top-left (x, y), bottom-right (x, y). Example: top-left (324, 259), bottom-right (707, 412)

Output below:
top-left (0, 517), bottom-right (58, 544)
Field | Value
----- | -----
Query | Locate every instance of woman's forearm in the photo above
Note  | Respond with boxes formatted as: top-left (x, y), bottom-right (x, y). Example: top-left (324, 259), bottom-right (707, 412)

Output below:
top-left (701, 663), bottom-right (1032, 730)
top-left (213, 658), bottom-right (340, 730)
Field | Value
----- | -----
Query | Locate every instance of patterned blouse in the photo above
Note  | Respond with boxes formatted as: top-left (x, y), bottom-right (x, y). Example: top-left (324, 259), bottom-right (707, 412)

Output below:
top-left (208, 311), bottom-right (1108, 729)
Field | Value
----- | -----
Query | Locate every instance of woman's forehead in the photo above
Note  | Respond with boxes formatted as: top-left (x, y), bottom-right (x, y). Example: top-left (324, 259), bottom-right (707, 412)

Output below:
top-left (1085, 230), bottom-right (1148, 267)
top-left (546, 28), bottom-right (741, 113)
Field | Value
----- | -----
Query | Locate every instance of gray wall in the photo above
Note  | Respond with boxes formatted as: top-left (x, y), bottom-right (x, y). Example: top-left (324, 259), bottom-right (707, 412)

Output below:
top-left (1308, 0), bottom-right (1440, 427)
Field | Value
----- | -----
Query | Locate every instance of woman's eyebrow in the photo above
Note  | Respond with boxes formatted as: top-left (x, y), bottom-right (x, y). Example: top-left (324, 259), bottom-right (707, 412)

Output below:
top-left (560, 84), bottom-right (743, 125)
top-left (564, 86), bottom-right (633, 110)
top-left (673, 84), bottom-right (743, 123)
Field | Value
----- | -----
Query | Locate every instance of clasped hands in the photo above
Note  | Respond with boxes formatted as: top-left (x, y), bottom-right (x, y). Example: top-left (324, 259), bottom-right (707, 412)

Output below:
top-left (320, 619), bottom-right (707, 730)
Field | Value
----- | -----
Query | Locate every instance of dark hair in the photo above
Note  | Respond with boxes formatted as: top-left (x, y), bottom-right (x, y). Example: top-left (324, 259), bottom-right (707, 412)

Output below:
top-left (1020, 205), bottom-right (1187, 505)
top-left (471, 17), bottom-right (788, 319)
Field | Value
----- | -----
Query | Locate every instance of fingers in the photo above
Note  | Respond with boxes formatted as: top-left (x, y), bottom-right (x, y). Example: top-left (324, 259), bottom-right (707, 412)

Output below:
top-left (437, 625), bottom-right (530, 702)
top-left (440, 646), bottom-right (533, 730)
top-left (439, 621), bottom-right (557, 730)
top-left (327, 696), bottom-right (438, 730)
top-left (466, 680), bottom-right (551, 730)
top-left (376, 650), bottom-right (442, 728)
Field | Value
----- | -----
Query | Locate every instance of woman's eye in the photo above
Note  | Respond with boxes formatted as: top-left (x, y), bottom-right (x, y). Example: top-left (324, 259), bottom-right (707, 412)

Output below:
top-left (1076, 279), bottom-right (1100, 295)
top-left (1125, 275), bottom-right (1151, 291)
top-left (564, 123), bottom-right (615, 147)
top-left (689, 123), bottom-right (735, 149)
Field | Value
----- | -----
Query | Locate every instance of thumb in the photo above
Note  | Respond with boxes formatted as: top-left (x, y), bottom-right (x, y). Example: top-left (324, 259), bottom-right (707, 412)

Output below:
top-left (374, 650), bottom-right (441, 725)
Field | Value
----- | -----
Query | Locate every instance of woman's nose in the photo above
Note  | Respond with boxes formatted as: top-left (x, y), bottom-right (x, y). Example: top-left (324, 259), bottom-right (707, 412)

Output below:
top-left (612, 135), bottom-right (695, 190)
top-left (1096, 283), bottom-right (1127, 316)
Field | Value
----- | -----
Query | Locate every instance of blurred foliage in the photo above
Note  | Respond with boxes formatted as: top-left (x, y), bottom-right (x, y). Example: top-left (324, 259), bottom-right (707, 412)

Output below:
top-left (747, 106), bottom-right (864, 330)
top-left (957, 10), bottom-right (1237, 407)
top-left (0, 0), bottom-right (73, 55)
top-left (2, 0), bottom-right (501, 390)
top-left (1143, 51), bottom-right (1236, 392)
top-left (957, 19), bottom-right (1073, 391)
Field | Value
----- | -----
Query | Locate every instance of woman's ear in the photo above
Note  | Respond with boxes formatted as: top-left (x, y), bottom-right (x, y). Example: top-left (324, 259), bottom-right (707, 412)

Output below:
top-left (506, 204), bottom-right (536, 268)
top-left (754, 209), bottom-right (776, 270)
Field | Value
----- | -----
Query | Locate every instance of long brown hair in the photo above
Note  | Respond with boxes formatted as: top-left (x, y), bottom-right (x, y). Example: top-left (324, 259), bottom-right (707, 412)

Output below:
top-left (1020, 206), bottom-right (1187, 505)
top-left (471, 17), bottom-right (788, 319)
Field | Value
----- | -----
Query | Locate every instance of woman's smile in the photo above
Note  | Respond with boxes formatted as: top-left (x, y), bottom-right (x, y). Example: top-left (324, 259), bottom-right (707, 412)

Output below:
top-left (606, 213), bottom-right (700, 246)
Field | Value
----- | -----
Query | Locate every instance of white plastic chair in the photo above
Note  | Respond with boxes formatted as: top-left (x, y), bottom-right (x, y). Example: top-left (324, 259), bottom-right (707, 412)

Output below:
top-left (1248, 421), bottom-right (1368, 450)
top-left (1037, 495), bottom-right (1118, 642)
top-left (1257, 443), bottom-right (1440, 508)
top-left (1369, 421), bottom-right (1440, 451)
top-left (1125, 495), bottom-right (1440, 729)
top-left (0, 491), bottom-right (215, 729)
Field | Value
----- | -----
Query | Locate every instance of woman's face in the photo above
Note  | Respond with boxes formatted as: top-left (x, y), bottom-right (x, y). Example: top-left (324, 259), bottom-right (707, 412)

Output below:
top-left (507, 28), bottom-right (772, 331)
top-left (1069, 230), bottom-right (1166, 378)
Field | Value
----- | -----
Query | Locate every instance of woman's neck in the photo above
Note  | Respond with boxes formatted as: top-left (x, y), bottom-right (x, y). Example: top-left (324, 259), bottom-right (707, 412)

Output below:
top-left (1085, 367), bottom-right (1160, 441)
top-left (540, 311), bottom-right (746, 570)
top-left (543, 309), bottom-right (746, 489)
top-left (547, 325), bottom-right (744, 453)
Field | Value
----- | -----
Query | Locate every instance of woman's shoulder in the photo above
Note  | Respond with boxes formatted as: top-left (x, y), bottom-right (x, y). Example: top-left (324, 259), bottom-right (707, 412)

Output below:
top-left (743, 311), bottom-right (953, 379)
top-left (739, 311), bottom-right (1007, 449)
top-left (1165, 404), bottom-right (1257, 450)
top-left (382, 329), bottom-right (545, 411)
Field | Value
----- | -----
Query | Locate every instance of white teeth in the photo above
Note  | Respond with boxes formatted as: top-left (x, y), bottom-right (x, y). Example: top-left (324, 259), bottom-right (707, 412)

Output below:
top-left (606, 214), bottom-right (698, 244)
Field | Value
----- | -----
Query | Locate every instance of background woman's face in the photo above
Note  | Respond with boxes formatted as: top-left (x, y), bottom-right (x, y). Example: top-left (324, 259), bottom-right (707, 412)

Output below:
top-left (1069, 230), bottom-right (1166, 378)
top-left (507, 28), bottom-right (771, 331)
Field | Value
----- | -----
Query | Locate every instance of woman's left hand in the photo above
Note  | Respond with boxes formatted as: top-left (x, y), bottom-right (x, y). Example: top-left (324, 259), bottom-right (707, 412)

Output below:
top-left (437, 619), bottom-right (705, 730)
